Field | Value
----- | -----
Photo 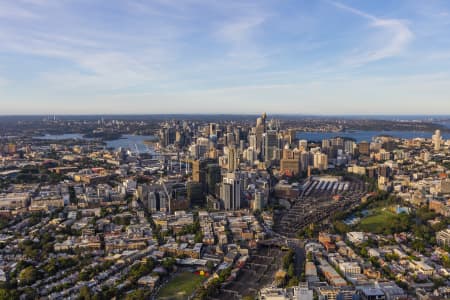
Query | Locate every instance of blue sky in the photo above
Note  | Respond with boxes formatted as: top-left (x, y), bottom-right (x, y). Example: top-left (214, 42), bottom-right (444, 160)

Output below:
top-left (0, 0), bottom-right (450, 114)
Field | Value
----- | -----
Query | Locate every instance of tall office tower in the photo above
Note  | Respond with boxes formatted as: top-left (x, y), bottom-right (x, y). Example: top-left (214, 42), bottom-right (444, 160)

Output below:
top-left (300, 151), bottom-right (310, 171)
top-left (299, 139), bottom-right (308, 151)
top-left (239, 140), bottom-right (245, 153)
top-left (206, 164), bottom-right (221, 196)
top-left (159, 126), bottom-right (176, 147)
top-left (208, 147), bottom-right (218, 159)
top-left (189, 144), bottom-right (200, 159)
top-left (245, 147), bottom-right (258, 164)
top-left (280, 158), bottom-right (301, 175)
top-left (249, 134), bottom-right (257, 149)
top-left (196, 137), bottom-right (210, 158)
top-left (234, 127), bottom-right (242, 145)
top-left (358, 141), bottom-right (370, 156)
top-left (433, 129), bottom-right (442, 151)
top-left (283, 145), bottom-right (294, 159)
top-left (148, 191), bottom-right (162, 212)
top-left (330, 137), bottom-right (344, 149)
top-left (209, 123), bottom-right (218, 136)
top-left (220, 172), bottom-right (241, 210)
top-left (261, 112), bottom-right (267, 130)
top-left (225, 132), bottom-right (235, 146)
top-left (253, 190), bottom-right (266, 211)
top-left (263, 130), bottom-right (279, 162)
top-left (313, 152), bottom-right (328, 170)
top-left (255, 113), bottom-right (267, 153)
top-left (322, 139), bottom-right (331, 150)
top-left (227, 146), bottom-right (238, 171)
top-left (192, 159), bottom-right (206, 185)
top-left (344, 140), bottom-right (356, 155)
top-left (137, 184), bottom-right (150, 203)
top-left (285, 129), bottom-right (295, 144)
top-left (187, 181), bottom-right (204, 207)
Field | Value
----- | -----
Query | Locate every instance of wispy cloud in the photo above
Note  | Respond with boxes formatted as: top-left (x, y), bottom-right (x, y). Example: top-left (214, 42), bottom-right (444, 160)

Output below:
top-left (213, 12), bottom-right (270, 70)
top-left (330, 1), bottom-right (414, 66)
top-left (0, 1), bottom-right (182, 91)
top-left (0, 1), bottom-right (39, 19)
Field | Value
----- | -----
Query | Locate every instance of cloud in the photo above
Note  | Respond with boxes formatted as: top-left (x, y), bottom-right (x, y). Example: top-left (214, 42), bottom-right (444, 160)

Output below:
top-left (0, 1), bottom-right (39, 19)
top-left (213, 12), bottom-right (270, 69)
top-left (330, 1), bottom-right (414, 65)
top-left (0, 1), bottom-right (181, 91)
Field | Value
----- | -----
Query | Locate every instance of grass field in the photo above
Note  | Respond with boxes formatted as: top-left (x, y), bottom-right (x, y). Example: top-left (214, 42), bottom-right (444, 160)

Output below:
top-left (157, 272), bottom-right (205, 300)
top-left (357, 208), bottom-right (397, 233)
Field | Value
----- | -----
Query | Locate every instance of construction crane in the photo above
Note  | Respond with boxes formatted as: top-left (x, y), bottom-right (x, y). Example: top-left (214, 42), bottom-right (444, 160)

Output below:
top-left (159, 178), bottom-right (171, 214)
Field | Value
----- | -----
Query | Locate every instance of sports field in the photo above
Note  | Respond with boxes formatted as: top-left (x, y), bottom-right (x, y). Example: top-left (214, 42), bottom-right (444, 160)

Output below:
top-left (157, 272), bottom-right (205, 300)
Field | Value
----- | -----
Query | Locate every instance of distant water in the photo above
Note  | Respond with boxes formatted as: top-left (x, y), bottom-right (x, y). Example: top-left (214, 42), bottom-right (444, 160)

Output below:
top-left (33, 133), bottom-right (157, 153)
top-left (33, 133), bottom-right (86, 140)
top-left (296, 130), bottom-right (450, 143)
top-left (105, 135), bottom-right (157, 153)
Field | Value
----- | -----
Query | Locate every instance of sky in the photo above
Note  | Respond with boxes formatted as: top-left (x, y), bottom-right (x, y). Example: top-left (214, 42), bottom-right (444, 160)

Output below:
top-left (0, 0), bottom-right (450, 115)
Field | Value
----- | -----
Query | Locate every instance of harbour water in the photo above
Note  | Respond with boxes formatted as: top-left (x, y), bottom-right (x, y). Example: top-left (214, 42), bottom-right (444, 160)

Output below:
top-left (296, 130), bottom-right (449, 143)
top-left (105, 135), bottom-right (157, 152)
top-left (34, 130), bottom-right (448, 150)
top-left (33, 134), bottom-right (157, 152)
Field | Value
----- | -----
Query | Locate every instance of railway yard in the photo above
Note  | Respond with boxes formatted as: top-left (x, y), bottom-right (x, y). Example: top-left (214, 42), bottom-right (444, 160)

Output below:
top-left (274, 176), bottom-right (368, 237)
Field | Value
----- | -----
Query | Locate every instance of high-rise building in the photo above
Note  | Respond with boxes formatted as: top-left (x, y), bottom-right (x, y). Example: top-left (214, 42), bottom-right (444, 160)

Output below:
top-left (220, 172), bottom-right (241, 210)
top-left (299, 139), bottom-right (308, 151)
top-left (322, 139), bottom-right (331, 150)
top-left (253, 190), bottom-right (266, 211)
top-left (192, 159), bottom-right (207, 186)
top-left (248, 134), bottom-right (257, 149)
top-left (254, 113), bottom-right (267, 154)
top-left (209, 123), bottom-right (218, 136)
top-left (263, 130), bottom-right (279, 162)
top-left (187, 181), bottom-right (204, 207)
top-left (206, 164), bottom-right (221, 196)
top-left (244, 146), bottom-right (258, 164)
top-left (313, 152), bottom-right (328, 170)
top-left (358, 141), bottom-right (370, 156)
top-left (433, 129), bottom-right (442, 151)
top-left (159, 127), bottom-right (176, 147)
top-left (344, 140), bottom-right (356, 155)
top-left (300, 151), bottom-right (310, 171)
top-left (227, 147), bottom-right (238, 171)
top-left (280, 158), bottom-right (301, 175)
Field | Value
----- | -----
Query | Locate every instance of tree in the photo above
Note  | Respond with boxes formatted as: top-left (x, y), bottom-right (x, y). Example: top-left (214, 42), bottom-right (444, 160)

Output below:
top-left (79, 286), bottom-right (92, 300)
top-left (287, 277), bottom-right (299, 287)
top-left (194, 231), bottom-right (204, 243)
top-left (206, 261), bottom-right (215, 272)
top-left (162, 257), bottom-right (176, 271)
top-left (333, 221), bottom-right (350, 234)
top-left (287, 263), bottom-right (295, 278)
top-left (125, 290), bottom-right (150, 300)
top-left (18, 266), bottom-right (38, 286)
top-left (0, 289), bottom-right (10, 300)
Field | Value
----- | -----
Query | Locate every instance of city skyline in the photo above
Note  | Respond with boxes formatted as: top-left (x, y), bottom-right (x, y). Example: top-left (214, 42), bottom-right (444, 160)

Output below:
top-left (1, 0), bottom-right (450, 114)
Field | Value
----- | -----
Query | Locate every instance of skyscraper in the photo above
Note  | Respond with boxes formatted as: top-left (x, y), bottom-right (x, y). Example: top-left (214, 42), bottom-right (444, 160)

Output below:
top-left (313, 152), bottom-right (328, 170)
top-left (263, 130), bottom-right (279, 162)
top-left (220, 172), bottom-right (241, 210)
top-left (432, 129), bottom-right (441, 151)
top-left (227, 146), bottom-right (238, 171)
